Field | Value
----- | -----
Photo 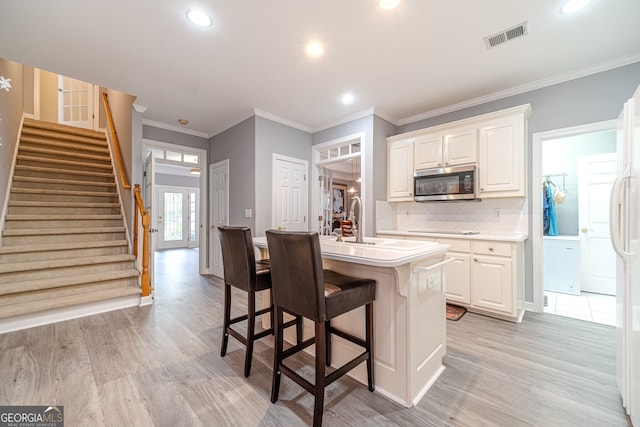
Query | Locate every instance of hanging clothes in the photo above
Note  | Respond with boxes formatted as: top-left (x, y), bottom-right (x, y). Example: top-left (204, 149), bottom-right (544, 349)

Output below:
top-left (544, 183), bottom-right (558, 236)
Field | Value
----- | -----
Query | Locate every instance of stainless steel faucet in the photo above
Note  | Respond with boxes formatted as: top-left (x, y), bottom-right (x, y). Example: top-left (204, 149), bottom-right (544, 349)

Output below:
top-left (348, 194), bottom-right (364, 243)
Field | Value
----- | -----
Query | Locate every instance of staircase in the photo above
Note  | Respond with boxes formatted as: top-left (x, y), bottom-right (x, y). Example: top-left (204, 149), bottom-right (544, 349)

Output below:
top-left (0, 118), bottom-right (141, 330)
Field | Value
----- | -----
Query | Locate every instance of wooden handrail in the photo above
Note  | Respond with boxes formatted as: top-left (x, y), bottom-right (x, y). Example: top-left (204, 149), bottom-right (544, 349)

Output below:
top-left (102, 92), bottom-right (131, 190)
top-left (133, 184), bottom-right (152, 297)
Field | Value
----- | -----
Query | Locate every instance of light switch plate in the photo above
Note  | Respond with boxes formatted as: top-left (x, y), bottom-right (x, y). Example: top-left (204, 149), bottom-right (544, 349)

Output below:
top-left (244, 209), bottom-right (252, 218)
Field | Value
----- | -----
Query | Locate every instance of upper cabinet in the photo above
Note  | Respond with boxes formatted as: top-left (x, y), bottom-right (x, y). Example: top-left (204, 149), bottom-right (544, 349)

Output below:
top-left (477, 113), bottom-right (526, 198)
top-left (414, 128), bottom-right (477, 170)
top-left (387, 104), bottom-right (531, 202)
top-left (387, 138), bottom-right (414, 201)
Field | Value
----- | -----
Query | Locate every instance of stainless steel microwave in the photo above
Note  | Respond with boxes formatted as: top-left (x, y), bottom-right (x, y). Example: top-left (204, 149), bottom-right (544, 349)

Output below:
top-left (414, 165), bottom-right (477, 202)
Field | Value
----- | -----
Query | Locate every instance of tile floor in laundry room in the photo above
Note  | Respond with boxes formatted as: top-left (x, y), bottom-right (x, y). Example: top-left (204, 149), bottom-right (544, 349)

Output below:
top-left (544, 290), bottom-right (616, 326)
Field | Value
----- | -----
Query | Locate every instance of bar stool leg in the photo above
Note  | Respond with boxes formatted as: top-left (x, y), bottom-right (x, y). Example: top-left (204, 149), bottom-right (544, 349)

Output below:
top-left (366, 302), bottom-right (375, 392)
top-left (313, 321), bottom-right (326, 427)
top-left (220, 283), bottom-right (231, 357)
top-left (244, 290), bottom-right (256, 377)
top-left (325, 320), bottom-right (331, 367)
top-left (271, 306), bottom-right (283, 403)
top-left (296, 315), bottom-right (303, 345)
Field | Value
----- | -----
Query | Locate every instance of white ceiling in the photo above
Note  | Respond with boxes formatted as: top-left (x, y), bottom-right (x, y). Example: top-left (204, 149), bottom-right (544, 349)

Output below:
top-left (1, 1), bottom-right (639, 137)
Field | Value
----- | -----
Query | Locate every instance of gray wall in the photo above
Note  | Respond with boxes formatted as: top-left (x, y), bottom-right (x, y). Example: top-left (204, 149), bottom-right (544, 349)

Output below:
top-left (397, 61), bottom-right (640, 303)
top-left (543, 129), bottom-right (616, 236)
top-left (255, 116), bottom-right (312, 236)
top-left (210, 117), bottom-right (257, 231)
top-left (0, 58), bottom-right (24, 238)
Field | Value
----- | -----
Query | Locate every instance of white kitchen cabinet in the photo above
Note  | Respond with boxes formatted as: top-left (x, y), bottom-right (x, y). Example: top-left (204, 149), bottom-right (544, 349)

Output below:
top-left (387, 138), bottom-right (414, 201)
top-left (414, 128), bottom-right (476, 171)
top-left (435, 238), bottom-right (471, 305)
top-left (377, 233), bottom-right (525, 322)
top-left (477, 110), bottom-right (528, 198)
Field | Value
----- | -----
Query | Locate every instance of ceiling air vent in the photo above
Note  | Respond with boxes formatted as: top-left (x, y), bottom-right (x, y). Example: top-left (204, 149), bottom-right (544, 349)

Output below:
top-left (484, 21), bottom-right (528, 49)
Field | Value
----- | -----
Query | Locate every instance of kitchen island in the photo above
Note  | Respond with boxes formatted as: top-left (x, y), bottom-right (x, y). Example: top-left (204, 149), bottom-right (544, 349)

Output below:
top-left (253, 235), bottom-right (450, 408)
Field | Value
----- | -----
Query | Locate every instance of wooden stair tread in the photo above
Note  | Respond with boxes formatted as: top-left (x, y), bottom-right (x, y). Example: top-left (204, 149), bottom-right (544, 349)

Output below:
top-left (13, 176), bottom-right (116, 188)
top-left (0, 285), bottom-right (141, 319)
top-left (19, 146), bottom-right (111, 162)
top-left (23, 118), bottom-right (107, 139)
top-left (5, 214), bottom-right (123, 221)
top-left (0, 270), bottom-right (140, 296)
top-left (17, 154), bottom-right (113, 170)
top-left (14, 164), bottom-right (114, 178)
top-left (11, 188), bottom-right (117, 197)
top-left (20, 136), bottom-right (109, 153)
top-left (0, 254), bottom-right (135, 274)
top-left (2, 226), bottom-right (125, 236)
top-left (8, 201), bottom-right (120, 208)
top-left (0, 240), bottom-right (128, 255)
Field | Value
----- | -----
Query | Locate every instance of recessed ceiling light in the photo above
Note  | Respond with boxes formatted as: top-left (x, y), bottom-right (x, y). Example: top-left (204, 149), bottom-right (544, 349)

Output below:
top-left (186, 9), bottom-right (211, 27)
top-left (561, 0), bottom-right (593, 14)
top-left (379, 0), bottom-right (400, 10)
top-left (178, 119), bottom-right (189, 125)
top-left (306, 42), bottom-right (324, 57)
top-left (341, 93), bottom-right (355, 104)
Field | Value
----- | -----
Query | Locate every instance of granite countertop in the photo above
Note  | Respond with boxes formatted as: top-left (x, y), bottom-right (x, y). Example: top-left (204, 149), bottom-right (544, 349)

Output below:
top-left (376, 229), bottom-right (528, 242)
top-left (253, 236), bottom-right (450, 268)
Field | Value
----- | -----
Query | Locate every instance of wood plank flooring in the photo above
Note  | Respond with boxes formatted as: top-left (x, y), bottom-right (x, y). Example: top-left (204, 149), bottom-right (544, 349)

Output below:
top-left (0, 248), bottom-right (631, 426)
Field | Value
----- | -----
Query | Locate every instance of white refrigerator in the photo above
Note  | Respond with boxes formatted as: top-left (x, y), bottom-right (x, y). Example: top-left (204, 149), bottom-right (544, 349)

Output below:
top-left (611, 84), bottom-right (640, 426)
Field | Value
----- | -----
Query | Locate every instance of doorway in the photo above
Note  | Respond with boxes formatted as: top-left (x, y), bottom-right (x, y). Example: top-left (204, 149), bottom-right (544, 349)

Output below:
top-left (157, 186), bottom-right (199, 250)
top-left (312, 133), bottom-right (365, 236)
top-left (532, 121), bottom-right (617, 325)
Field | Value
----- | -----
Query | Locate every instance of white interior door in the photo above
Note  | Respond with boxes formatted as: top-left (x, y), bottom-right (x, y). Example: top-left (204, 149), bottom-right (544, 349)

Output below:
top-left (273, 155), bottom-right (308, 231)
top-left (210, 160), bottom-right (229, 278)
top-left (58, 75), bottom-right (94, 128)
top-left (579, 152), bottom-right (617, 295)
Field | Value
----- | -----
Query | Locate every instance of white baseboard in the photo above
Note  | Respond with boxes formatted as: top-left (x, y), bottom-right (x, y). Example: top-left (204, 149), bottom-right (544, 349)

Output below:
top-left (0, 295), bottom-right (143, 334)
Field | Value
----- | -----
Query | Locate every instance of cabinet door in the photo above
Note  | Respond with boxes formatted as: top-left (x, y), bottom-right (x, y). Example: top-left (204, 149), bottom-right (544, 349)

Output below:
top-left (444, 252), bottom-right (471, 305)
top-left (471, 255), bottom-right (513, 315)
top-left (444, 128), bottom-right (477, 166)
top-left (387, 139), bottom-right (414, 201)
top-left (414, 134), bottom-right (443, 170)
top-left (478, 115), bottom-right (525, 197)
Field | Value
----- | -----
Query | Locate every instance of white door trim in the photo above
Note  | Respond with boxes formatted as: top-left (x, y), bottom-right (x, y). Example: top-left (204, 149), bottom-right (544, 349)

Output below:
top-left (311, 133), bottom-right (366, 235)
top-left (142, 139), bottom-right (208, 274)
top-left (531, 119), bottom-right (616, 313)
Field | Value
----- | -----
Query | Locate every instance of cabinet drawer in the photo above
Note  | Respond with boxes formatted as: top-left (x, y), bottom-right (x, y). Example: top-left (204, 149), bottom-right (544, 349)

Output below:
top-left (471, 241), bottom-right (512, 257)
top-left (435, 238), bottom-right (470, 253)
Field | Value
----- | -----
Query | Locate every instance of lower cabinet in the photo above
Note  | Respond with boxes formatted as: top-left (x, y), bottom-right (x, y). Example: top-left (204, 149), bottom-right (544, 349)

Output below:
top-left (378, 233), bottom-right (525, 322)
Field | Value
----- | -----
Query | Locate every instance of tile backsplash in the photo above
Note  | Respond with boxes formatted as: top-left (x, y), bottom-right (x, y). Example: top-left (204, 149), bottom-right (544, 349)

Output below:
top-left (376, 198), bottom-right (528, 235)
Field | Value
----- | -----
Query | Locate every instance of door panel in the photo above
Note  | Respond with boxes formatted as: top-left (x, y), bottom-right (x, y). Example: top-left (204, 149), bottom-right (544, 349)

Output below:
top-left (274, 157), bottom-right (307, 231)
top-left (579, 153), bottom-right (617, 295)
top-left (210, 160), bottom-right (228, 278)
top-left (58, 75), bottom-right (93, 128)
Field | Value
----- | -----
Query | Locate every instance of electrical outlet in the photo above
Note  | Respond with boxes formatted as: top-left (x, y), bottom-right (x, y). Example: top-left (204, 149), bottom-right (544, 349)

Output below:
top-left (244, 209), bottom-right (252, 218)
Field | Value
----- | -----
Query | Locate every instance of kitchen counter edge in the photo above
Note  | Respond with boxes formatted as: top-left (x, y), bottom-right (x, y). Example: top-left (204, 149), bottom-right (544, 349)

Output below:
top-left (377, 230), bottom-right (528, 242)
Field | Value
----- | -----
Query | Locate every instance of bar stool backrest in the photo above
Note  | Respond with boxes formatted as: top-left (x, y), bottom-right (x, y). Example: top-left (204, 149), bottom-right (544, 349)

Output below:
top-left (218, 226), bottom-right (257, 292)
top-left (265, 230), bottom-right (326, 322)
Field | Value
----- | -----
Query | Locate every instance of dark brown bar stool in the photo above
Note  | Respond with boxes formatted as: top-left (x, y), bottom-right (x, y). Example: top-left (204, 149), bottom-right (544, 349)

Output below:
top-left (265, 230), bottom-right (376, 427)
top-left (218, 226), bottom-right (302, 377)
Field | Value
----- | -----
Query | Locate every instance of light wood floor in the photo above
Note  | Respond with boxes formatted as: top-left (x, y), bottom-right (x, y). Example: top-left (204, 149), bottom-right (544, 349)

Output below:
top-left (0, 248), bottom-right (631, 426)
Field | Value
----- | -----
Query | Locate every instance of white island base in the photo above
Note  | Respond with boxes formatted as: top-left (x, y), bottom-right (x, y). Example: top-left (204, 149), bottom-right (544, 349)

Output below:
top-left (255, 236), bottom-right (450, 408)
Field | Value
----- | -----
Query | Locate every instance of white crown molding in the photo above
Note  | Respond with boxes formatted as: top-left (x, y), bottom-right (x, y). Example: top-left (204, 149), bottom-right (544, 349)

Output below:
top-left (133, 103), bottom-right (148, 113)
top-left (398, 53), bottom-right (640, 126)
top-left (372, 108), bottom-right (399, 126)
top-left (312, 107), bottom-right (377, 133)
top-left (254, 108), bottom-right (312, 133)
top-left (142, 119), bottom-right (209, 139)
